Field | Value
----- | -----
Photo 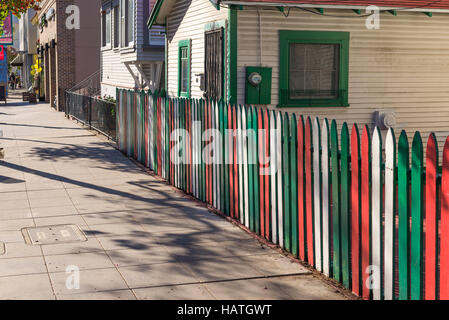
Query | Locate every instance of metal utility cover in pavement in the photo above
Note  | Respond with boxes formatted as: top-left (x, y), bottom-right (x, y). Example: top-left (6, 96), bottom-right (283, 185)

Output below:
top-left (22, 225), bottom-right (87, 245)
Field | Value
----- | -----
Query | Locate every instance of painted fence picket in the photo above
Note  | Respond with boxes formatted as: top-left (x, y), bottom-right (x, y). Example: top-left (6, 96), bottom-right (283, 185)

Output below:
top-left (253, 108), bottom-right (260, 235)
top-left (234, 106), bottom-right (240, 221)
top-left (277, 112), bottom-right (284, 248)
top-left (384, 128), bottom-right (396, 300)
top-left (305, 117), bottom-right (314, 265)
top-left (264, 110), bottom-right (271, 239)
top-left (425, 133), bottom-right (438, 300)
top-left (331, 120), bottom-right (341, 281)
top-left (361, 125), bottom-right (371, 300)
top-left (283, 113), bottom-right (291, 251)
top-left (297, 116), bottom-right (305, 261)
top-left (398, 130), bottom-right (410, 300)
top-left (371, 127), bottom-right (382, 300)
top-left (341, 123), bottom-right (351, 289)
top-left (247, 107), bottom-right (255, 231)
top-left (270, 110), bottom-right (278, 244)
top-left (243, 107), bottom-right (250, 228)
top-left (290, 114), bottom-right (298, 257)
top-left (411, 132), bottom-right (424, 300)
top-left (321, 119), bottom-right (331, 277)
top-left (237, 105), bottom-right (243, 225)
top-left (313, 118), bottom-right (322, 271)
top-left (440, 137), bottom-right (449, 300)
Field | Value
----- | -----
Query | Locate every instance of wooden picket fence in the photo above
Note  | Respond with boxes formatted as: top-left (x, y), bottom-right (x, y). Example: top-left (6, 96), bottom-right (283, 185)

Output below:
top-left (117, 88), bottom-right (449, 300)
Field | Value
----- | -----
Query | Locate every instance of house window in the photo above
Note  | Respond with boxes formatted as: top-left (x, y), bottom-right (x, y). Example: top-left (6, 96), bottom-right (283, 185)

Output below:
top-left (113, 5), bottom-right (120, 48)
top-left (120, 0), bottom-right (134, 47)
top-left (178, 40), bottom-right (191, 97)
top-left (279, 30), bottom-right (349, 107)
top-left (102, 8), bottom-right (111, 47)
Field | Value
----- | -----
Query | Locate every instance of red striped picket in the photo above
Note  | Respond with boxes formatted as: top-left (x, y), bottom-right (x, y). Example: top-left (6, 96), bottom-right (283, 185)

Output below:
top-left (361, 125), bottom-right (371, 300)
top-left (305, 117), bottom-right (314, 266)
top-left (233, 105), bottom-right (239, 220)
top-left (276, 111), bottom-right (284, 248)
top-left (264, 109), bottom-right (270, 239)
top-left (425, 133), bottom-right (438, 300)
top-left (440, 137), bottom-right (449, 300)
top-left (270, 110), bottom-right (278, 244)
top-left (242, 107), bottom-right (249, 228)
top-left (351, 124), bottom-right (361, 295)
top-left (371, 127), bottom-right (382, 300)
top-left (297, 115), bottom-right (306, 261)
top-left (237, 105), bottom-right (243, 224)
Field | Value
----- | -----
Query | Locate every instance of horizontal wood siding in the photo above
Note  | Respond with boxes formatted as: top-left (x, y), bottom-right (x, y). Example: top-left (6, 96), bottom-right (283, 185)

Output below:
top-left (166, 0), bottom-right (228, 98)
top-left (237, 8), bottom-right (449, 145)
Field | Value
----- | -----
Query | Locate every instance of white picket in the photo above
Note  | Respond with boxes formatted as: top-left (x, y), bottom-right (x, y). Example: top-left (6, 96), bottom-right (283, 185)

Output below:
top-left (384, 128), bottom-right (396, 300)
top-left (276, 111), bottom-right (284, 248)
top-left (148, 94), bottom-right (154, 171)
top-left (321, 119), bottom-right (330, 277)
top-left (215, 102), bottom-right (221, 211)
top-left (237, 106), bottom-right (244, 224)
top-left (212, 102), bottom-right (217, 209)
top-left (371, 126), bottom-right (382, 300)
top-left (242, 108), bottom-right (249, 228)
top-left (313, 118), bottom-right (322, 272)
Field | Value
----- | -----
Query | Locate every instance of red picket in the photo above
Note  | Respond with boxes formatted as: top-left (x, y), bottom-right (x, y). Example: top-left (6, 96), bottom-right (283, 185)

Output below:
top-left (297, 116), bottom-right (306, 261)
top-left (305, 117), bottom-right (314, 266)
top-left (351, 124), bottom-right (361, 296)
top-left (440, 137), bottom-right (449, 299)
top-left (361, 125), bottom-right (371, 300)
top-left (425, 133), bottom-right (438, 300)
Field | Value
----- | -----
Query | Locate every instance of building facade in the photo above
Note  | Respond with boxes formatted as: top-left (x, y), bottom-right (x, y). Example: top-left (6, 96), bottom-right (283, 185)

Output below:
top-left (149, 0), bottom-right (449, 148)
top-left (18, 9), bottom-right (38, 90)
top-left (37, 0), bottom-right (101, 111)
top-left (100, 0), bottom-right (165, 99)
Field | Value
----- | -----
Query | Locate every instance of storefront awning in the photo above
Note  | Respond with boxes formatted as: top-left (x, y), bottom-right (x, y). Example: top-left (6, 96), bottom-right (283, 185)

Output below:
top-left (10, 54), bottom-right (23, 66)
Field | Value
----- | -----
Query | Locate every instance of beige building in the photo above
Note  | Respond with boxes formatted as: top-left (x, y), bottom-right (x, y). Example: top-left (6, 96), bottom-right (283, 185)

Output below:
top-left (37, 0), bottom-right (101, 111)
top-left (149, 0), bottom-right (449, 147)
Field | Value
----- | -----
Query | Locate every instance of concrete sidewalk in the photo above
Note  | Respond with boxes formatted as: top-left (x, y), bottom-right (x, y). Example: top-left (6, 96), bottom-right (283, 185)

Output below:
top-left (0, 92), bottom-right (348, 300)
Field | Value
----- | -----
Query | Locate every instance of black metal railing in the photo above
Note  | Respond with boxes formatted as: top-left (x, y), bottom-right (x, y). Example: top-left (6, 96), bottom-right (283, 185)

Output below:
top-left (65, 91), bottom-right (116, 140)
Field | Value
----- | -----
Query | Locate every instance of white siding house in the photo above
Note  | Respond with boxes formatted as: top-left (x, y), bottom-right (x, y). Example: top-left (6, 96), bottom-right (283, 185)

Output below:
top-left (101, 0), bottom-right (165, 98)
top-left (149, 0), bottom-right (449, 147)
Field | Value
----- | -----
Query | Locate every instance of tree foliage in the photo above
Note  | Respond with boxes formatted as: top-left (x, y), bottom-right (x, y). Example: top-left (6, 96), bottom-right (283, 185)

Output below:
top-left (0, 0), bottom-right (40, 35)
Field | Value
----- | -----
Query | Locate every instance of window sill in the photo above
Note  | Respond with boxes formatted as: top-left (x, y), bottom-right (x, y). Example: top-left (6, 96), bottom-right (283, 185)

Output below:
top-left (277, 103), bottom-right (350, 108)
top-left (101, 45), bottom-right (112, 52)
top-left (120, 46), bottom-right (136, 54)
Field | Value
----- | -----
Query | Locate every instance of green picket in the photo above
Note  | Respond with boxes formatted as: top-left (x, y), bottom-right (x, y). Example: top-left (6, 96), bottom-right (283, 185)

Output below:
top-left (247, 107), bottom-right (255, 231)
top-left (340, 122), bottom-right (350, 288)
top-left (330, 120), bottom-right (341, 283)
top-left (282, 112), bottom-right (291, 252)
top-left (398, 130), bottom-right (410, 300)
top-left (411, 131), bottom-right (423, 300)
top-left (290, 114), bottom-right (298, 257)
top-left (253, 108), bottom-right (260, 235)
top-left (224, 103), bottom-right (230, 215)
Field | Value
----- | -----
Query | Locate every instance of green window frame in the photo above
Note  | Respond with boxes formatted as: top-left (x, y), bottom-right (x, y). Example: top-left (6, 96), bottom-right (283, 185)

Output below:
top-left (178, 39), bottom-right (191, 98)
top-left (279, 30), bottom-right (350, 108)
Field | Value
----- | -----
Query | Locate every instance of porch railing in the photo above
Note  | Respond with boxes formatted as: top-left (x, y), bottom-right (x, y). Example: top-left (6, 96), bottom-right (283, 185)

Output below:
top-left (116, 88), bottom-right (448, 300)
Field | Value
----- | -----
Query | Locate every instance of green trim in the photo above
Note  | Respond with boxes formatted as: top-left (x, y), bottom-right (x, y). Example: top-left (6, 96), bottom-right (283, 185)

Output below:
top-left (177, 39), bottom-right (191, 98)
top-left (164, 17), bottom-right (168, 91)
top-left (227, 5), bottom-right (238, 104)
top-left (204, 20), bottom-right (226, 31)
top-left (147, 0), bottom-right (164, 29)
top-left (278, 30), bottom-right (350, 108)
top-left (316, 8), bottom-right (324, 14)
top-left (208, 0), bottom-right (220, 10)
top-left (352, 9), bottom-right (361, 15)
top-left (424, 12), bottom-right (433, 17)
top-left (388, 10), bottom-right (397, 16)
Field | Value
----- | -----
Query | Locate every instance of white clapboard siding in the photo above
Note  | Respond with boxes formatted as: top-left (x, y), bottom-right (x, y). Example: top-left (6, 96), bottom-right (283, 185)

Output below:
top-left (321, 119), bottom-right (330, 277)
top-left (276, 111), bottom-right (284, 248)
top-left (371, 127), bottom-right (382, 301)
top-left (384, 128), bottom-right (396, 301)
top-left (166, 0), bottom-right (228, 99)
top-left (101, 0), bottom-right (164, 98)
top-left (236, 8), bottom-right (449, 150)
top-left (270, 110), bottom-right (278, 244)
top-left (313, 118), bottom-right (322, 272)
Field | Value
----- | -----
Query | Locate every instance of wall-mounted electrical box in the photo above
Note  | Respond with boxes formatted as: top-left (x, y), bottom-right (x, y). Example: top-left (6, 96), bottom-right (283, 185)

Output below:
top-left (245, 66), bottom-right (272, 105)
